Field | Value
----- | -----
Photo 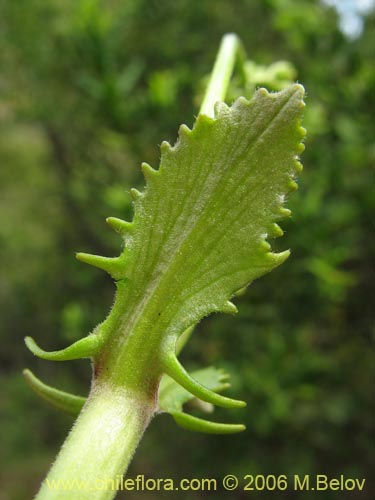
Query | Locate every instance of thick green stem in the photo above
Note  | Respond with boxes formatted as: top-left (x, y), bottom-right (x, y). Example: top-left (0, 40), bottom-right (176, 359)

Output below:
top-left (199, 33), bottom-right (245, 117)
top-left (35, 383), bottom-right (155, 500)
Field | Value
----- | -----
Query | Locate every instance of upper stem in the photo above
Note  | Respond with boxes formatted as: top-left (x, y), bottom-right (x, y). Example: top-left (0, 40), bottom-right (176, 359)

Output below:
top-left (199, 33), bottom-right (246, 118)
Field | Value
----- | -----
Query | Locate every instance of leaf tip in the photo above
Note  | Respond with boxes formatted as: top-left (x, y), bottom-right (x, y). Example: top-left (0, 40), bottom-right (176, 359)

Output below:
top-left (25, 336), bottom-right (38, 356)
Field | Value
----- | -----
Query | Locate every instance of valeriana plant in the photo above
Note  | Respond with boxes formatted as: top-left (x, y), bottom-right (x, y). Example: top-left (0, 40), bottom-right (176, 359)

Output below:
top-left (24, 34), bottom-right (306, 499)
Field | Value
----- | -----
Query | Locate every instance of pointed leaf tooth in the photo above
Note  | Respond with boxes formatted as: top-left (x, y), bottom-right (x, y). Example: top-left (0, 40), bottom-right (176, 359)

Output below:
top-left (259, 239), bottom-right (271, 252)
top-left (214, 101), bottom-right (229, 117)
top-left (298, 97), bottom-right (306, 109)
top-left (295, 159), bottom-right (303, 172)
top-left (162, 353), bottom-right (246, 409)
top-left (266, 249), bottom-right (290, 266)
top-left (278, 207), bottom-right (292, 218)
top-left (298, 125), bottom-right (307, 138)
top-left (141, 162), bottom-right (158, 180)
top-left (169, 411), bottom-right (245, 434)
top-left (76, 253), bottom-right (123, 278)
top-left (269, 223), bottom-right (284, 238)
top-left (178, 124), bottom-right (192, 137)
top-left (106, 217), bottom-right (133, 235)
top-left (236, 96), bottom-right (248, 106)
top-left (234, 286), bottom-right (247, 297)
top-left (221, 300), bottom-right (238, 315)
top-left (130, 188), bottom-right (143, 201)
top-left (160, 140), bottom-right (172, 153)
top-left (257, 87), bottom-right (270, 97)
top-left (24, 334), bottom-right (102, 361)
top-left (23, 369), bottom-right (85, 416)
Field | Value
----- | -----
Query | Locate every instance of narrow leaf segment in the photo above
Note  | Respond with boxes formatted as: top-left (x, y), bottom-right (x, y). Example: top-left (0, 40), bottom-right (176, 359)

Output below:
top-left (24, 334), bottom-right (102, 361)
top-left (169, 411), bottom-right (245, 434)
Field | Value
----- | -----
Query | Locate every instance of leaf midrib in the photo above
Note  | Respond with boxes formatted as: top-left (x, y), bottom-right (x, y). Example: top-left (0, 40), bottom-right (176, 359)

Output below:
top-left (116, 87), bottom-right (301, 353)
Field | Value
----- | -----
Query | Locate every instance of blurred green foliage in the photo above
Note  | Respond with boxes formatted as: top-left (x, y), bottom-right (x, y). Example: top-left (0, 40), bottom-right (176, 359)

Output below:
top-left (0, 0), bottom-right (373, 499)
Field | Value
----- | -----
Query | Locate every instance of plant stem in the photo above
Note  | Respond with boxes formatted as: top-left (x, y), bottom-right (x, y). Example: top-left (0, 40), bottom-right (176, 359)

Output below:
top-left (199, 33), bottom-right (246, 118)
top-left (35, 382), bottom-right (155, 500)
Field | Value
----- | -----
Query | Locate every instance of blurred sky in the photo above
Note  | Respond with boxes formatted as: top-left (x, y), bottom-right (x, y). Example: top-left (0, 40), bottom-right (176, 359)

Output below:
top-left (322, 0), bottom-right (375, 37)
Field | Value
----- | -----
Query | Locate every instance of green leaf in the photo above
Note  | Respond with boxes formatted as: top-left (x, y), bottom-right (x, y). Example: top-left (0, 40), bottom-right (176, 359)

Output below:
top-left (27, 83), bottom-right (305, 433)
top-left (98, 84), bottom-right (305, 363)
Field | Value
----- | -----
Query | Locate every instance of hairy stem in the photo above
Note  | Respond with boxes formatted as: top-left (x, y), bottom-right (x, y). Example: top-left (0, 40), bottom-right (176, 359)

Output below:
top-left (35, 383), bottom-right (155, 500)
